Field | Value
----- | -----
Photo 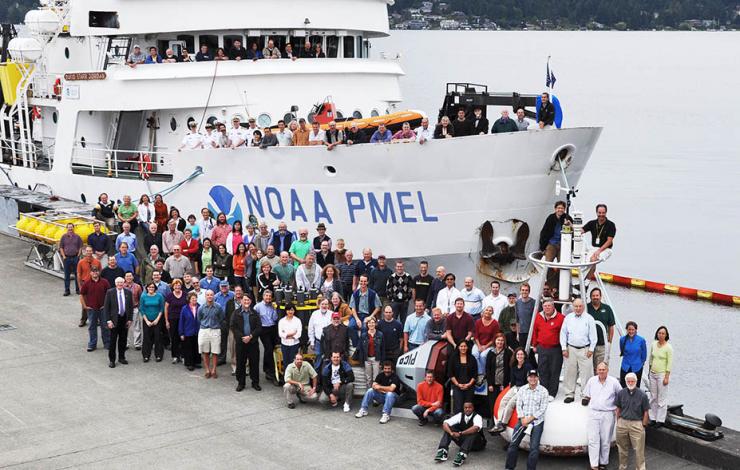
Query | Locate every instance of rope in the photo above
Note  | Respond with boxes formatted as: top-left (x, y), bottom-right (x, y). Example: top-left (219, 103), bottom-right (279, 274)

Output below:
top-left (198, 61), bottom-right (219, 131)
top-left (157, 166), bottom-right (204, 198)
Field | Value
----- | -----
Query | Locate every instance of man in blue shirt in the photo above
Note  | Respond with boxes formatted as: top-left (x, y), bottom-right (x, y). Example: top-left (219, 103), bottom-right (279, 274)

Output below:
top-left (370, 123), bottom-right (392, 143)
top-left (404, 299), bottom-right (430, 351)
top-left (144, 46), bottom-right (162, 64)
top-left (87, 221), bottom-right (110, 262)
top-left (197, 290), bottom-right (225, 378)
top-left (114, 242), bottom-right (138, 278)
top-left (199, 266), bottom-right (221, 293)
top-left (214, 280), bottom-right (235, 366)
top-left (115, 222), bottom-right (137, 252)
top-left (254, 290), bottom-right (280, 385)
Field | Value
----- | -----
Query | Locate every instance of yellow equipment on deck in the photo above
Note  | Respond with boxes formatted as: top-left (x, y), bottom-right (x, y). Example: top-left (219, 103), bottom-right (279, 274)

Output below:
top-left (0, 61), bottom-right (32, 106)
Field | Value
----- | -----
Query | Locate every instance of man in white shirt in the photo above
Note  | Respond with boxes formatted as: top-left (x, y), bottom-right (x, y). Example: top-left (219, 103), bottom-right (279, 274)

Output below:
top-left (459, 277), bottom-right (485, 320)
top-left (308, 121), bottom-right (326, 146)
top-left (415, 117), bottom-right (434, 144)
top-left (560, 298), bottom-right (597, 404)
top-left (203, 122), bottom-right (220, 148)
top-left (482, 280), bottom-right (509, 321)
top-left (197, 207), bottom-right (216, 241)
top-left (307, 299), bottom-right (332, 367)
top-left (515, 108), bottom-right (531, 131)
top-left (228, 116), bottom-right (248, 148)
top-left (583, 362), bottom-right (622, 470)
top-left (244, 117), bottom-right (259, 144)
top-left (178, 122), bottom-right (205, 151)
top-left (434, 401), bottom-right (486, 466)
top-left (295, 253), bottom-right (322, 291)
top-left (275, 119), bottom-right (293, 146)
top-left (435, 273), bottom-right (461, 315)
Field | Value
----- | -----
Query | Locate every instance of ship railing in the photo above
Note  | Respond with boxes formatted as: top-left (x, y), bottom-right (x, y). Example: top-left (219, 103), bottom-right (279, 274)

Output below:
top-left (0, 135), bottom-right (54, 170)
top-left (70, 143), bottom-right (174, 182)
top-left (29, 73), bottom-right (58, 100)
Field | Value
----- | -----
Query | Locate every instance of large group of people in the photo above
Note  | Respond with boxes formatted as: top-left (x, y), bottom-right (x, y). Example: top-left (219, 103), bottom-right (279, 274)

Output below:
top-left (64, 191), bottom-right (673, 469)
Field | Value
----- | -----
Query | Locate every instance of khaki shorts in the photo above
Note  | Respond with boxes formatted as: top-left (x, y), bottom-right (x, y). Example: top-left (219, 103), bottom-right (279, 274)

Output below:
top-left (198, 328), bottom-right (221, 354)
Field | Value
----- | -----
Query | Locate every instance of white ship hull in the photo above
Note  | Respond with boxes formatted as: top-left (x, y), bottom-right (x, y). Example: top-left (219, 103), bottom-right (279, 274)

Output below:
top-left (6, 127), bottom-right (601, 278)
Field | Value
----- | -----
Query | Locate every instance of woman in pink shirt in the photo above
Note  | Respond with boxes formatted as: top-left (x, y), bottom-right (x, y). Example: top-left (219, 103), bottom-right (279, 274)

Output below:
top-left (225, 220), bottom-right (244, 255)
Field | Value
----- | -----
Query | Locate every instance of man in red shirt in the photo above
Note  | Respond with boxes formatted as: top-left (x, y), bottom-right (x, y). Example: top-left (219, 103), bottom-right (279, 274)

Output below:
top-left (531, 299), bottom-right (564, 399)
top-left (412, 370), bottom-right (445, 425)
top-left (76, 245), bottom-right (102, 327)
top-left (79, 267), bottom-right (110, 352)
top-left (445, 298), bottom-right (474, 351)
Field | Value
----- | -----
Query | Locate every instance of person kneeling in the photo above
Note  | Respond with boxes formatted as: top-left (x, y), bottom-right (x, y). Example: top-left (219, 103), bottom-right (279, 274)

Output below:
top-left (320, 351), bottom-right (355, 412)
top-left (434, 401), bottom-right (487, 467)
top-left (356, 360), bottom-right (400, 424)
top-left (283, 353), bottom-right (319, 408)
top-left (413, 370), bottom-right (445, 426)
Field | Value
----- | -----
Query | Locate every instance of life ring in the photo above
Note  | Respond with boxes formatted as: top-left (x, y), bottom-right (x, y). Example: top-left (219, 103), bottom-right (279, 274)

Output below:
top-left (53, 78), bottom-right (62, 96)
top-left (138, 153), bottom-right (152, 179)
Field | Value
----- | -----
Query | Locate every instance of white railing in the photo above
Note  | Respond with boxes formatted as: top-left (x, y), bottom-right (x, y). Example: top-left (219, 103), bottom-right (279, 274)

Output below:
top-left (70, 143), bottom-right (174, 180)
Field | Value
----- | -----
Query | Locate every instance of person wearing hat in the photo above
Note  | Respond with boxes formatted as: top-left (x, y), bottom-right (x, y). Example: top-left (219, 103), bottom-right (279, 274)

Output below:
top-left (313, 222), bottom-right (332, 253)
top-left (228, 117), bottom-right (247, 148)
top-left (343, 121), bottom-right (367, 145)
top-left (178, 121), bottom-right (205, 151)
top-left (321, 311), bottom-right (350, 361)
top-left (203, 122), bottom-right (219, 148)
top-left (504, 369), bottom-right (549, 470)
top-left (244, 116), bottom-right (259, 144)
top-left (127, 45), bottom-right (146, 67)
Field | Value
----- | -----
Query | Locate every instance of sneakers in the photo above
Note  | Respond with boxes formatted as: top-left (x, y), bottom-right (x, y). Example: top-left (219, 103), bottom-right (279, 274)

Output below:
top-left (452, 452), bottom-right (467, 467)
top-left (418, 418), bottom-right (428, 426)
top-left (355, 409), bottom-right (368, 418)
top-left (343, 403), bottom-right (350, 413)
top-left (379, 413), bottom-right (390, 424)
top-left (564, 396), bottom-right (575, 404)
top-left (488, 423), bottom-right (504, 434)
top-left (434, 448), bottom-right (448, 462)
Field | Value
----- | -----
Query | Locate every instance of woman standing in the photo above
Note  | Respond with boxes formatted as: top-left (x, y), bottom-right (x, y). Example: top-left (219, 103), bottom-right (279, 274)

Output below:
top-left (278, 303), bottom-right (302, 374)
top-left (257, 262), bottom-right (278, 299)
top-left (246, 243), bottom-right (259, 292)
top-left (320, 264), bottom-right (342, 299)
top-left (153, 194), bottom-right (168, 233)
top-left (619, 321), bottom-right (647, 387)
top-left (648, 326), bottom-right (673, 427)
top-left (210, 212), bottom-right (232, 247)
top-left (226, 220), bottom-right (244, 255)
top-left (184, 213), bottom-right (199, 239)
top-left (356, 316), bottom-right (385, 388)
top-left (165, 279), bottom-right (188, 364)
top-left (485, 333), bottom-right (512, 433)
top-left (179, 292), bottom-right (201, 370)
top-left (243, 223), bottom-right (258, 246)
top-left (232, 243), bottom-right (249, 292)
top-left (213, 243), bottom-right (233, 285)
top-left (140, 282), bottom-right (165, 362)
top-left (169, 207), bottom-right (187, 232)
top-left (198, 238), bottom-right (213, 275)
top-left (447, 341), bottom-right (478, 414)
top-left (492, 347), bottom-right (531, 434)
top-left (179, 228), bottom-right (200, 268)
top-left (137, 194), bottom-right (155, 234)
top-left (333, 238), bottom-right (347, 265)
top-left (472, 306), bottom-right (500, 373)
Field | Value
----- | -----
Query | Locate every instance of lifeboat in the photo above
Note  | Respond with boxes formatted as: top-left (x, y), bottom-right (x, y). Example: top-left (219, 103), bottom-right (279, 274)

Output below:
top-left (309, 100), bottom-right (425, 133)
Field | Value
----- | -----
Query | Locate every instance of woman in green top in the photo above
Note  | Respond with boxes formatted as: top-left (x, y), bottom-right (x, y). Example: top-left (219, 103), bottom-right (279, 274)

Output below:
top-left (140, 283), bottom-right (165, 362)
top-left (198, 238), bottom-right (213, 276)
top-left (648, 325), bottom-right (673, 426)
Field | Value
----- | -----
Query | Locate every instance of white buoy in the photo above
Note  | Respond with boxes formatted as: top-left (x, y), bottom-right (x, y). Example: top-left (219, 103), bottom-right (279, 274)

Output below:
top-left (7, 37), bottom-right (43, 62)
top-left (558, 224), bottom-right (572, 301)
top-left (24, 9), bottom-right (60, 35)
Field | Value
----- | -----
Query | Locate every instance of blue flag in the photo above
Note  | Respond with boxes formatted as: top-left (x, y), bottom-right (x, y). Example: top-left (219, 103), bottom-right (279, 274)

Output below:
top-left (550, 69), bottom-right (557, 89)
top-left (546, 59), bottom-right (557, 89)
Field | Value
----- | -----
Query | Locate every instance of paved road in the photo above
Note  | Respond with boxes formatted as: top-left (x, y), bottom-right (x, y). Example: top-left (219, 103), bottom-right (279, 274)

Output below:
top-left (0, 235), bottom-right (708, 469)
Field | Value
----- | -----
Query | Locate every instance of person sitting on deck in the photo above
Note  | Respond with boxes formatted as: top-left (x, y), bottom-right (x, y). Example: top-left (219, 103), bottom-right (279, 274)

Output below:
top-left (343, 122), bottom-right (367, 145)
top-left (434, 401), bottom-right (487, 466)
top-left (491, 110), bottom-right (519, 134)
top-left (370, 123), bottom-right (392, 143)
top-left (434, 116), bottom-right (455, 139)
top-left (195, 44), bottom-right (212, 62)
top-left (144, 46), bottom-right (162, 64)
top-left (452, 108), bottom-right (473, 137)
top-left (324, 121), bottom-right (344, 150)
top-left (392, 122), bottom-right (416, 141)
top-left (308, 122), bottom-right (326, 146)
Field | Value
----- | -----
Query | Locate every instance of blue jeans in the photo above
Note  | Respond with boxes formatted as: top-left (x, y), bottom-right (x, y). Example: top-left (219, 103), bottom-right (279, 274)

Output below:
top-left (361, 389), bottom-right (398, 415)
top-left (312, 340), bottom-right (323, 371)
top-left (348, 314), bottom-right (367, 347)
top-left (411, 404), bottom-right (445, 423)
top-left (87, 308), bottom-right (110, 349)
top-left (281, 343), bottom-right (300, 372)
top-left (63, 256), bottom-right (79, 293)
top-left (505, 420), bottom-right (544, 470)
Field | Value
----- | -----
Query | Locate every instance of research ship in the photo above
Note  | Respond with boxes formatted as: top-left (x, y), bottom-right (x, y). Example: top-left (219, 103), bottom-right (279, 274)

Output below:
top-left (0, 0), bottom-right (601, 283)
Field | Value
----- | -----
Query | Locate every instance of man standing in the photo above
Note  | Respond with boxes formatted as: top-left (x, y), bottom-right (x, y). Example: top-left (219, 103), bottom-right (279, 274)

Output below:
top-left (413, 370), bottom-right (445, 426)
top-left (87, 221), bottom-right (110, 264)
top-left (76, 245), bottom-right (102, 326)
top-left (315, 241), bottom-right (334, 268)
top-left (292, 118), bottom-right (310, 146)
top-left (79, 267), bottom-right (110, 352)
top-left (539, 200), bottom-right (573, 288)
top-left (115, 222), bottom-right (137, 252)
top-left (254, 290), bottom-right (280, 385)
top-left (425, 265), bottom-right (446, 310)
top-left (60, 223), bottom-right (82, 296)
top-left (101, 256), bottom-right (124, 290)
top-left (498, 293), bottom-right (518, 335)
top-left (424, 308), bottom-right (447, 342)
top-left (452, 108), bottom-right (473, 137)
top-left (588, 288), bottom-right (615, 373)
top-left (273, 251), bottom-right (296, 288)
top-left (215, 280), bottom-right (234, 366)
top-left (531, 300), bottom-right (565, 399)
top-left (515, 283), bottom-right (535, 346)
top-left (348, 275), bottom-right (381, 347)
top-left (403, 299), bottom-right (430, 352)
top-left (583, 363), bottom-right (622, 470)
top-left (434, 401), bottom-right (486, 467)
top-left (538, 92), bottom-right (555, 129)
top-left (312, 222), bottom-right (332, 252)
top-left (295, 252), bottom-right (321, 291)
top-left (560, 299), bottom-right (597, 404)
top-left (123, 271), bottom-right (143, 351)
top-left (337, 250), bottom-right (356, 300)
top-left (615, 372), bottom-right (650, 470)
top-left (414, 117), bottom-right (434, 144)
top-left (197, 290), bottom-right (225, 379)
top-left (482, 280), bottom-right (508, 321)
top-left (354, 248), bottom-right (378, 288)
top-left (161, 219), bottom-right (184, 256)
top-left (470, 106), bottom-right (489, 135)
top-left (436, 273), bottom-right (462, 315)
top-left (505, 370), bottom-right (549, 470)
top-left (321, 351), bottom-right (355, 412)
top-left (515, 108), bottom-right (530, 131)
top-left (376, 306), bottom-right (403, 366)
top-left (283, 353), bottom-right (319, 408)
top-left (307, 299), bottom-right (332, 368)
top-left (491, 110), bottom-right (519, 133)
top-left (368, 255), bottom-right (392, 304)
top-left (369, 123), bottom-right (392, 143)
top-left (321, 312), bottom-right (350, 360)
top-left (270, 222), bottom-right (294, 254)
top-left (199, 265), bottom-right (220, 293)
top-left (445, 298), bottom-right (474, 350)
top-left (459, 277), bottom-right (485, 321)
top-left (356, 360), bottom-right (401, 424)
top-left (230, 294), bottom-right (262, 391)
top-left (103, 277), bottom-right (133, 368)
top-left (412, 261), bottom-right (433, 308)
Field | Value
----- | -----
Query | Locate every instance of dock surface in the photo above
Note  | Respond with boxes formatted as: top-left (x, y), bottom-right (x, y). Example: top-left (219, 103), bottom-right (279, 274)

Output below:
top-left (0, 235), bottom-right (710, 469)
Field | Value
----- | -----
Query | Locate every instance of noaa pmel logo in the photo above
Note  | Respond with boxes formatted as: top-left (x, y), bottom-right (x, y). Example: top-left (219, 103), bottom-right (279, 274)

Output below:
top-left (207, 185), bottom-right (243, 225)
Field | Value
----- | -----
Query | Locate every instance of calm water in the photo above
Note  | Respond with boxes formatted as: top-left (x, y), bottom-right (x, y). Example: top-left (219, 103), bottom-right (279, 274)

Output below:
top-left (375, 31), bottom-right (740, 427)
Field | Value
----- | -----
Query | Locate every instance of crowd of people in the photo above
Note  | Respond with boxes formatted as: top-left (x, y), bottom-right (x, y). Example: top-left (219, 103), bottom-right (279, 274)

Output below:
top-left (56, 191), bottom-right (673, 469)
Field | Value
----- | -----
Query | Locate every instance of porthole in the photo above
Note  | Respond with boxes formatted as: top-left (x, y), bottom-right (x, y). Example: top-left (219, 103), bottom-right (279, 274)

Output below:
top-left (352, 110), bottom-right (363, 119)
top-left (336, 110), bottom-right (344, 119)
top-left (257, 113), bottom-right (271, 128)
top-left (207, 116), bottom-right (219, 126)
top-left (80, 193), bottom-right (87, 203)
top-left (370, 109), bottom-right (379, 117)
top-left (88, 110), bottom-right (93, 116)
top-left (52, 111), bottom-right (58, 123)
top-left (283, 112), bottom-right (294, 123)
top-left (187, 116), bottom-right (196, 125)
top-left (80, 136), bottom-right (86, 148)
top-left (170, 116), bottom-right (177, 131)
top-left (307, 112), bottom-right (316, 124)
top-left (324, 165), bottom-right (337, 177)
top-left (64, 47), bottom-right (70, 59)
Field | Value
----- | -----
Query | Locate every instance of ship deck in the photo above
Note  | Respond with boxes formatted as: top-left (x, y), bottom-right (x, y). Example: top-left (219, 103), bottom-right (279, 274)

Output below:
top-left (0, 235), bottom-right (710, 469)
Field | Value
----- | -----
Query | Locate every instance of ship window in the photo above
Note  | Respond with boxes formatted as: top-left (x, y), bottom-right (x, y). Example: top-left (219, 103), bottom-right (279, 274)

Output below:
top-left (324, 166), bottom-right (337, 177)
top-left (290, 36), bottom-right (304, 52)
top-left (356, 36), bottom-right (363, 58)
top-left (309, 35), bottom-right (324, 50)
top-left (198, 35), bottom-right (218, 53)
top-left (224, 35), bottom-right (243, 52)
top-left (52, 111), bottom-right (58, 123)
top-left (64, 47), bottom-right (69, 59)
top-left (352, 110), bottom-right (362, 119)
top-left (283, 113), bottom-right (294, 123)
top-left (343, 37), bottom-right (355, 58)
top-left (257, 113), bottom-right (272, 128)
top-left (157, 40), bottom-right (170, 56)
top-left (326, 36), bottom-right (339, 58)
top-left (170, 117), bottom-right (177, 131)
top-left (370, 109), bottom-right (379, 117)
top-left (307, 112), bottom-right (316, 124)
top-left (89, 11), bottom-right (120, 29)
top-left (247, 36), bottom-right (264, 51)
top-left (80, 137), bottom-right (86, 148)
top-left (207, 116), bottom-right (219, 126)
top-left (177, 35), bottom-right (195, 53)
top-left (336, 110), bottom-right (344, 119)
top-left (186, 116), bottom-right (196, 127)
